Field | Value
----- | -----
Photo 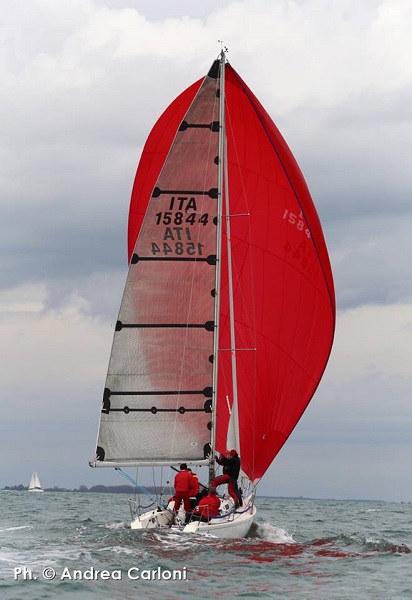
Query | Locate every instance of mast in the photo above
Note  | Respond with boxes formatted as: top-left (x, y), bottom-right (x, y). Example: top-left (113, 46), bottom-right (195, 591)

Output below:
top-left (209, 48), bottom-right (227, 483)
top-left (223, 133), bottom-right (240, 453)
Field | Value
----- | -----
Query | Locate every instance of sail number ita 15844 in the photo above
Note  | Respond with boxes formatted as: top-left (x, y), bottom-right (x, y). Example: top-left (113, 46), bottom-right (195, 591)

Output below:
top-left (151, 241), bottom-right (205, 256)
top-left (151, 196), bottom-right (211, 256)
top-left (155, 211), bottom-right (209, 226)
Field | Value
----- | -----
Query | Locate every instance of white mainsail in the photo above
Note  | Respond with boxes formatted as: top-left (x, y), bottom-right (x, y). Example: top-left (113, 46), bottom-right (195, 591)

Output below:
top-left (28, 472), bottom-right (44, 492)
top-left (93, 66), bottom-right (221, 468)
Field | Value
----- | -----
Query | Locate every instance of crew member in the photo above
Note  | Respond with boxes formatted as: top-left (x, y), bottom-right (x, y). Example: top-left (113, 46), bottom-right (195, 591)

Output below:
top-left (189, 487), bottom-right (221, 522)
top-left (212, 449), bottom-right (242, 507)
top-left (173, 463), bottom-right (193, 514)
top-left (187, 468), bottom-right (200, 509)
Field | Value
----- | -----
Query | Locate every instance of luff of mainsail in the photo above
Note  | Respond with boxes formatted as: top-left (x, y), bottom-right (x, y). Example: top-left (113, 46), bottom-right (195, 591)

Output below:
top-left (209, 53), bottom-right (228, 481)
top-left (93, 60), bottom-right (225, 468)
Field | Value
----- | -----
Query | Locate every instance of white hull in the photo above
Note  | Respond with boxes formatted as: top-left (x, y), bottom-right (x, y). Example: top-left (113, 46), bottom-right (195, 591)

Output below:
top-left (130, 506), bottom-right (174, 530)
top-left (182, 503), bottom-right (256, 538)
top-left (130, 496), bottom-right (256, 538)
top-left (28, 488), bottom-right (44, 493)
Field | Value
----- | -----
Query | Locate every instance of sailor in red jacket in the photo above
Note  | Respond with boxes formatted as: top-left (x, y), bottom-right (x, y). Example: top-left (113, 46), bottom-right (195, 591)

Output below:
top-left (187, 468), bottom-right (200, 509)
top-left (188, 469), bottom-right (200, 495)
top-left (173, 463), bottom-right (193, 514)
top-left (191, 487), bottom-right (221, 522)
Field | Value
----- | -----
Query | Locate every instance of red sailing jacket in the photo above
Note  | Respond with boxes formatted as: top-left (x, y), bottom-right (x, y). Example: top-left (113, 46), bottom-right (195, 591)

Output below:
top-left (190, 474), bottom-right (200, 495)
top-left (193, 493), bottom-right (221, 517)
top-left (174, 469), bottom-right (193, 493)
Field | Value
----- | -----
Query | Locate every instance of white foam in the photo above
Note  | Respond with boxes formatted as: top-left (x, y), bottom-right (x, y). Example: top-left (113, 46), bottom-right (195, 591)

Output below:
top-left (255, 521), bottom-right (296, 544)
top-left (97, 545), bottom-right (138, 556)
top-left (0, 552), bottom-right (22, 564)
top-left (0, 525), bottom-right (32, 532)
top-left (103, 521), bottom-right (128, 530)
top-left (365, 536), bottom-right (381, 545)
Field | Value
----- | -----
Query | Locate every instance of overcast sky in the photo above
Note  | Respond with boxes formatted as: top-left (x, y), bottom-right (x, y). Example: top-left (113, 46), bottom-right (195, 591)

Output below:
top-left (1, 0), bottom-right (412, 503)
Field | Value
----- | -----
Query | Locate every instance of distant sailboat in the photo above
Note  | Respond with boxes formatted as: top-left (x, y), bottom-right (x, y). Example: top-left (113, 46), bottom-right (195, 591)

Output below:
top-left (90, 49), bottom-right (335, 537)
top-left (28, 472), bottom-right (44, 493)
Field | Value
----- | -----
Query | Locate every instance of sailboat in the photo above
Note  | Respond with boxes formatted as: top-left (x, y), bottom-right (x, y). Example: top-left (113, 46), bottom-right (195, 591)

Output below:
top-left (90, 50), bottom-right (335, 538)
top-left (28, 472), bottom-right (44, 493)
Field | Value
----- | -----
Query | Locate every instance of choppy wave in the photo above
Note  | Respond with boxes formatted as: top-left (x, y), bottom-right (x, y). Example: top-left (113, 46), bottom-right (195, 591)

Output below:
top-left (0, 526), bottom-right (32, 533)
top-left (253, 521), bottom-right (296, 544)
top-left (309, 532), bottom-right (411, 557)
top-left (103, 521), bottom-right (129, 530)
top-left (0, 492), bottom-right (411, 599)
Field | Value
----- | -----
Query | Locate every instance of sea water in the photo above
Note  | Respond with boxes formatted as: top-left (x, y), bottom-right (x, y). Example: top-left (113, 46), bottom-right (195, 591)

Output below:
top-left (0, 491), bottom-right (411, 599)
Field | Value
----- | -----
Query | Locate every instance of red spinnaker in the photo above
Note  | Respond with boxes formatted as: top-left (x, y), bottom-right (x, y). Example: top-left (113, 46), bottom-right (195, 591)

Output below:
top-left (128, 63), bottom-right (335, 484)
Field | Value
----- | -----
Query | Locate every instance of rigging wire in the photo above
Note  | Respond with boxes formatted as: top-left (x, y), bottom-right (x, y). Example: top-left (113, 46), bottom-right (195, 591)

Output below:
top-left (225, 92), bottom-right (259, 481)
